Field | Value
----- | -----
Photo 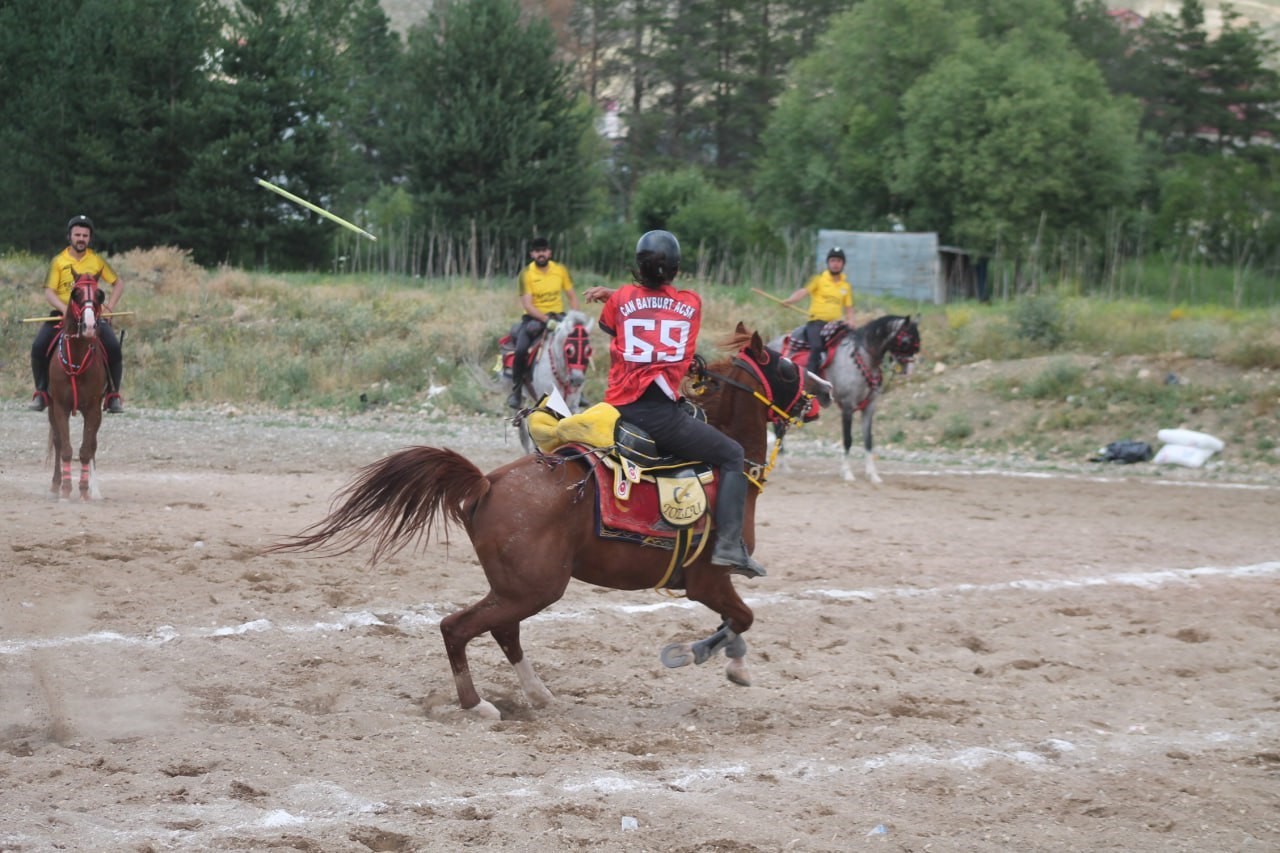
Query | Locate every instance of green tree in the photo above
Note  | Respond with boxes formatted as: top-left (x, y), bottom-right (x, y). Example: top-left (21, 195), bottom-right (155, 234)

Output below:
top-left (1154, 153), bottom-right (1280, 271)
top-left (178, 0), bottom-right (354, 268)
top-left (755, 0), bottom-right (1142, 263)
top-left (326, 0), bottom-right (405, 216)
top-left (631, 168), bottom-right (775, 263)
top-left (0, 0), bottom-right (223, 254)
top-left (72, 0), bottom-right (226, 251)
top-left (0, 0), bottom-right (82, 251)
top-left (401, 0), bottom-right (600, 244)
top-left (754, 0), bottom-right (964, 230)
top-left (895, 37), bottom-right (1142, 256)
top-left (1059, 0), bottom-right (1146, 98)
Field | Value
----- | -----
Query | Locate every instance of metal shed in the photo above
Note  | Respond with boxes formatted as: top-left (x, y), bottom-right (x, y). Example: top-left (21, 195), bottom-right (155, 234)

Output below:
top-left (816, 230), bottom-right (985, 304)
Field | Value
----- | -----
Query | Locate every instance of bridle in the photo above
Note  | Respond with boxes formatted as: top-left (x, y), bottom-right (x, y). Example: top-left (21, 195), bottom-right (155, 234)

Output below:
top-left (548, 318), bottom-right (593, 394)
top-left (886, 321), bottom-right (920, 368)
top-left (55, 278), bottom-right (105, 411)
top-left (64, 278), bottom-right (99, 339)
top-left (689, 347), bottom-right (820, 488)
top-left (852, 318), bottom-right (920, 394)
top-left (562, 323), bottom-right (592, 374)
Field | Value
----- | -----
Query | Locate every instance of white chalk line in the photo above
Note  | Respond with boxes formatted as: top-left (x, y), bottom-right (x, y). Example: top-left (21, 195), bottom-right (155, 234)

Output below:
top-left (5, 560), bottom-right (1278, 845)
top-left (2, 719), bottom-right (1272, 849)
top-left (4, 560), bottom-right (1277, 657)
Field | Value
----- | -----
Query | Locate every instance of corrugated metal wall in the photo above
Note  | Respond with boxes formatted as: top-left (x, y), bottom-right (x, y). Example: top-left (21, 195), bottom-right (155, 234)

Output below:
top-left (816, 230), bottom-right (942, 304)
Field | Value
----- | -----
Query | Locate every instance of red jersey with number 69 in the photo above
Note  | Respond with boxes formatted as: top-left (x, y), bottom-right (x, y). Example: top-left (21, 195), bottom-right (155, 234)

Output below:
top-left (597, 282), bottom-right (702, 405)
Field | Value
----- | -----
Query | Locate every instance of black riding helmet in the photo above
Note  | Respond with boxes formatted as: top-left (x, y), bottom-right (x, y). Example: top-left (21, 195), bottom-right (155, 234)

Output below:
top-left (66, 214), bottom-right (95, 238)
top-left (635, 230), bottom-right (680, 289)
top-left (827, 246), bottom-right (845, 262)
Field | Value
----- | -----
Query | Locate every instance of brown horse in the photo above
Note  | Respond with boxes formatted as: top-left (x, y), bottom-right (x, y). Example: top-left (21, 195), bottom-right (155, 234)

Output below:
top-left (46, 277), bottom-right (109, 500)
top-left (270, 325), bottom-right (829, 719)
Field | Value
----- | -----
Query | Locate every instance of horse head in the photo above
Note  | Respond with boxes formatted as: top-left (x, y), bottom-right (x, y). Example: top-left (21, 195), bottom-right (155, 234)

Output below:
top-left (554, 309), bottom-right (594, 391)
top-left (65, 275), bottom-right (101, 338)
top-left (693, 323), bottom-right (831, 440)
top-left (885, 315), bottom-right (921, 374)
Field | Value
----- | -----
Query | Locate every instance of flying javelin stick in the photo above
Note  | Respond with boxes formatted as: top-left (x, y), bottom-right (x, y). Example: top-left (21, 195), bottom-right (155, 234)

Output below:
top-left (751, 287), bottom-right (807, 317)
top-left (255, 178), bottom-right (378, 242)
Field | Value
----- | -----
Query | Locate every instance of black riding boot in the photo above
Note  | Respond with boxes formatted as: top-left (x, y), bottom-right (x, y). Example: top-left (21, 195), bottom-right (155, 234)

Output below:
top-left (28, 347), bottom-right (49, 411)
top-left (105, 332), bottom-right (125, 413)
top-left (506, 366), bottom-right (524, 409)
top-left (808, 348), bottom-right (824, 379)
top-left (710, 469), bottom-right (766, 578)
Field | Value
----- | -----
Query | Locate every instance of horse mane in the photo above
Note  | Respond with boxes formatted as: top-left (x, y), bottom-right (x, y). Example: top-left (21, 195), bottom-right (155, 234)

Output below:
top-left (680, 325), bottom-right (759, 402)
top-left (718, 326), bottom-right (754, 354)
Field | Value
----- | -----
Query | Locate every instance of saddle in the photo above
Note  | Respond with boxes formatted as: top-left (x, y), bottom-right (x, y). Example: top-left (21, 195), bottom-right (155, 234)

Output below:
top-left (779, 321), bottom-right (849, 375)
top-left (494, 314), bottom-right (564, 380)
top-left (526, 399), bottom-right (718, 588)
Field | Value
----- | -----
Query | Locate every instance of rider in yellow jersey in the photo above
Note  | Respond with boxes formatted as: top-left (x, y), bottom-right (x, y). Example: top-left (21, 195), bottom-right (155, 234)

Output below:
top-left (782, 247), bottom-right (854, 379)
top-left (508, 237), bottom-right (580, 409)
top-left (29, 215), bottom-right (127, 413)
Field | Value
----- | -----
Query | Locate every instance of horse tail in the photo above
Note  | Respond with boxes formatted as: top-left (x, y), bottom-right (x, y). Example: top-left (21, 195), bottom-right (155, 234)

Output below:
top-left (266, 446), bottom-right (491, 564)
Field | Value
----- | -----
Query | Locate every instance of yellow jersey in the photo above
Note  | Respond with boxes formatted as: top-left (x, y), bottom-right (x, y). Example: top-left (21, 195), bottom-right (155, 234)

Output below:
top-left (46, 247), bottom-right (118, 304)
top-left (518, 260), bottom-right (574, 315)
top-left (802, 271), bottom-right (853, 323)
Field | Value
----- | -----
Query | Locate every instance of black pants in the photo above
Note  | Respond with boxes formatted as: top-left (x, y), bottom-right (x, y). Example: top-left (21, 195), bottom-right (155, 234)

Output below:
top-left (513, 315), bottom-right (546, 379)
top-left (802, 319), bottom-right (826, 376)
top-left (616, 384), bottom-right (744, 472)
top-left (31, 318), bottom-right (123, 393)
top-left (513, 313), bottom-right (565, 381)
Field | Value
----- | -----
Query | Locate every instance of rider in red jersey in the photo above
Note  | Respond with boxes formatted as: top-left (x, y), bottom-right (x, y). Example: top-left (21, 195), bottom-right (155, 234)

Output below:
top-left (585, 230), bottom-right (765, 579)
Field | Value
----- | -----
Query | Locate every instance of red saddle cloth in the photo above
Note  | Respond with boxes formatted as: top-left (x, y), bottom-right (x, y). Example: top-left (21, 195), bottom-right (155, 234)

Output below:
top-left (561, 445), bottom-right (717, 551)
top-left (780, 321), bottom-right (849, 374)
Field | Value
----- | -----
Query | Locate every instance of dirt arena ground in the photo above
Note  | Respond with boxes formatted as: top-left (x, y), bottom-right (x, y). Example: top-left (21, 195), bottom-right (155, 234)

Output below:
top-left (1, 407), bottom-right (1276, 852)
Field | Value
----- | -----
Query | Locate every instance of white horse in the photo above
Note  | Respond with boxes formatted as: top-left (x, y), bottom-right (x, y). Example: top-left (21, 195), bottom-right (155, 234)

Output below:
top-left (772, 315), bottom-right (920, 483)
top-left (517, 309), bottom-right (595, 452)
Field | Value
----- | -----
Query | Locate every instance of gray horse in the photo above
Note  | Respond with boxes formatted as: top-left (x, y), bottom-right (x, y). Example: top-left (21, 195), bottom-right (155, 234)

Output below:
top-left (516, 309), bottom-right (595, 452)
top-left (772, 315), bottom-right (920, 482)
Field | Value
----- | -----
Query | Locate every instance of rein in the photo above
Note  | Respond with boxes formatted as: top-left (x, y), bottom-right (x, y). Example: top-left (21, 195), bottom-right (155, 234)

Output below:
top-left (850, 320), bottom-right (920, 408)
top-left (691, 350), bottom-right (815, 489)
top-left (56, 282), bottom-right (105, 413)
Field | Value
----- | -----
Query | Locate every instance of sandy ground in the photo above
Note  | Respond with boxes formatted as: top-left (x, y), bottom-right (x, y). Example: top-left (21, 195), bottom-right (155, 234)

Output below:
top-left (1, 406), bottom-right (1277, 852)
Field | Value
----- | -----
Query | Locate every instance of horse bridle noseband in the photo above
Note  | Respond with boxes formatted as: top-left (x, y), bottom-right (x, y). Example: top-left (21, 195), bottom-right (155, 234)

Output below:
top-left (546, 319), bottom-right (593, 396)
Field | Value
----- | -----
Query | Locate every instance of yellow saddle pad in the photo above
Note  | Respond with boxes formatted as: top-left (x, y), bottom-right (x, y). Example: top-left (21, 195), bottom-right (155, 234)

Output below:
top-left (527, 401), bottom-right (620, 454)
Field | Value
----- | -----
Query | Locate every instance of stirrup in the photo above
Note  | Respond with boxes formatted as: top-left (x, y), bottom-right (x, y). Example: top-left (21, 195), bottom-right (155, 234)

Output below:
top-left (105, 394), bottom-right (125, 414)
top-left (28, 391), bottom-right (49, 412)
top-left (710, 542), bottom-right (767, 578)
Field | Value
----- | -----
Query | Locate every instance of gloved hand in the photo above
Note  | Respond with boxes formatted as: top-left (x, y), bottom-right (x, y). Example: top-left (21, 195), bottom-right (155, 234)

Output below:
top-left (545, 318), bottom-right (559, 331)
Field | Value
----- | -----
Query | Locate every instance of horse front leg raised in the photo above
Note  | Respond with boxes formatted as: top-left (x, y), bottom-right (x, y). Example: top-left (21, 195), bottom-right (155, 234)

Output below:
top-left (660, 568), bottom-right (755, 687)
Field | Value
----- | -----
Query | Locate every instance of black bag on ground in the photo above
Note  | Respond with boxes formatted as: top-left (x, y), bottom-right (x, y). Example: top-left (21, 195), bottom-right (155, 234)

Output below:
top-left (1091, 440), bottom-right (1154, 464)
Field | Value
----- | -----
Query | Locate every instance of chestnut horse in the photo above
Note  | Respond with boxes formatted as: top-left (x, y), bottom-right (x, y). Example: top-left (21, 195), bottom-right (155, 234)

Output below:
top-left (270, 325), bottom-right (828, 719)
top-left (46, 277), bottom-right (109, 500)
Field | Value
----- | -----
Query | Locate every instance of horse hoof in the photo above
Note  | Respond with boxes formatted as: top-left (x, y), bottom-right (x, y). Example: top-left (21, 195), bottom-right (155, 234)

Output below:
top-left (465, 699), bottom-right (502, 720)
top-left (660, 642), bottom-right (695, 668)
top-left (726, 658), bottom-right (751, 687)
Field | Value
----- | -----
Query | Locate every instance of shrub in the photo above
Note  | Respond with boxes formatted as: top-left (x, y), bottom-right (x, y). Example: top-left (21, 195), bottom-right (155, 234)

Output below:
top-left (1012, 295), bottom-right (1067, 350)
top-left (1022, 360), bottom-right (1086, 400)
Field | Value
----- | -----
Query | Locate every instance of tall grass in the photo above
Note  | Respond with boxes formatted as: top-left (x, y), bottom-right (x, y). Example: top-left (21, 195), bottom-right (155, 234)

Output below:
top-left (3, 247), bottom-right (1279, 417)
